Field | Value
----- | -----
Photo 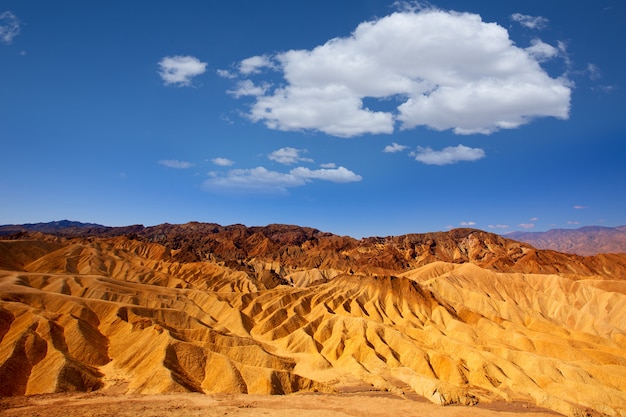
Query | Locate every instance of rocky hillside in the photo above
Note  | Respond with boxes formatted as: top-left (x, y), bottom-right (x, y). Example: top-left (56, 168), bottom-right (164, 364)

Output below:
top-left (507, 225), bottom-right (626, 256)
top-left (1, 222), bottom-right (626, 416)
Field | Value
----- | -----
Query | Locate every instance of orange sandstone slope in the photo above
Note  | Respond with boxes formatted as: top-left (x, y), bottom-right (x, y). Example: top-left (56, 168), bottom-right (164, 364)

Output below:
top-left (0, 225), bottom-right (626, 417)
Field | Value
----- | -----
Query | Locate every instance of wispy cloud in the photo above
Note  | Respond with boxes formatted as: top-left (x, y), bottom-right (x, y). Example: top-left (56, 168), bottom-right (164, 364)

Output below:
top-left (158, 55), bottom-right (207, 87)
top-left (518, 223), bottom-right (535, 229)
top-left (212, 157), bottom-right (234, 167)
top-left (383, 143), bottom-right (408, 153)
top-left (567, 221), bottom-right (580, 225)
top-left (203, 165), bottom-right (362, 194)
top-left (525, 39), bottom-right (559, 62)
top-left (0, 11), bottom-right (20, 44)
top-left (586, 63), bottom-right (602, 80)
top-left (268, 147), bottom-right (314, 165)
top-left (573, 205), bottom-right (588, 209)
top-left (290, 166), bottom-right (362, 183)
top-left (510, 13), bottom-right (549, 30)
top-left (158, 159), bottom-right (194, 169)
top-left (227, 6), bottom-right (570, 137)
top-left (216, 69), bottom-right (237, 79)
top-left (488, 224), bottom-right (509, 229)
top-left (227, 79), bottom-right (269, 98)
top-left (410, 145), bottom-right (485, 165)
top-left (239, 55), bottom-right (275, 75)
top-left (460, 221), bottom-right (476, 227)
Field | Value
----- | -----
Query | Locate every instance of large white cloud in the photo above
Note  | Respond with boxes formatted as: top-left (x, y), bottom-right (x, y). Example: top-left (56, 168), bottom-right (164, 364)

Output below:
top-left (228, 7), bottom-right (570, 137)
top-left (158, 55), bottom-right (207, 86)
top-left (0, 11), bottom-right (20, 44)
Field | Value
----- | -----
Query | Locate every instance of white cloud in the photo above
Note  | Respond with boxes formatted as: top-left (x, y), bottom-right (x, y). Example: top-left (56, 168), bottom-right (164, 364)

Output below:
top-left (212, 157), bottom-right (234, 166)
top-left (0, 11), bottom-right (20, 44)
top-left (383, 142), bottom-right (408, 153)
top-left (217, 69), bottom-right (237, 79)
top-left (488, 224), bottom-right (509, 229)
top-left (204, 167), bottom-right (305, 193)
top-left (268, 147), bottom-right (314, 165)
top-left (320, 162), bottom-right (336, 168)
top-left (586, 64), bottom-right (601, 80)
top-left (518, 223), bottom-right (535, 229)
top-left (460, 221), bottom-right (476, 227)
top-left (529, 217), bottom-right (539, 221)
top-left (158, 159), bottom-right (194, 169)
top-left (567, 221), bottom-right (580, 225)
top-left (229, 7), bottom-right (570, 137)
top-left (158, 55), bottom-right (207, 86)
top-left (510, 13), bottom-right (548, 30)
top-left (227, 79), bottom-right (268, 98)
top-left (410, 144), bottom-right (485, 165)
top-left (203, 165), bottom-right (362, 193)
top-left (290, 166), bottom-right (363, 183)
top-left (573, 205), bottom-right (588, 209)
top-left (526, 39), bottom-right (558, 62)
top-left (239, 55), bottom-right (274, 75)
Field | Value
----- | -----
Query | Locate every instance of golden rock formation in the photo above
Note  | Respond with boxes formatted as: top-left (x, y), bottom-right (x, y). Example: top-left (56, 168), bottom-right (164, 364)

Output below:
top-left (0, 225), bottom-right (625, 417)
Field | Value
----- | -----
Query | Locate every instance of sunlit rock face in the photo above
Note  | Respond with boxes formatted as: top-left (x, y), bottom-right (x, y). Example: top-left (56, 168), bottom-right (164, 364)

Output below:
top-left (1, 223), bottom-right (626, 417)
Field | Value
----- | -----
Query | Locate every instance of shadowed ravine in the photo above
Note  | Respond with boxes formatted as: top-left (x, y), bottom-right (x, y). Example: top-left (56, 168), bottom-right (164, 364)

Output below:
top-left (1, 224), bottom-right (625, 417)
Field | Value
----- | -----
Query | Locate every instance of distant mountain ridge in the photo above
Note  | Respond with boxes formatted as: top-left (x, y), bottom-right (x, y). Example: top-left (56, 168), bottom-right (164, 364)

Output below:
top-left (2, 220), bottom-right (626, 279)
top-left (0, 220), bottom-right (142, 237)
top-left (506, 225), bottom-right (626, 256)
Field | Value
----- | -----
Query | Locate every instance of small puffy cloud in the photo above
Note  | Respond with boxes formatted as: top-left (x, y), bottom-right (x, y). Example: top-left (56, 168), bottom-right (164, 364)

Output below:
top-left (0, 11), bottom-right (20, 44)
top-left (203, 165), bottom-right (362, 193)
top-left (320, 162), bottom-right (336, 168)
top-left (229, 7), bottom-right (570, 137)
top-left (529, 217), bottom-right (539, 221)
top-left (510, 13), bottom-right (549, 30)
top-left (411, 144), bottom-right (485, 165)
top-left (204, 167), bottom-right (306, 194)
top-left (239, 55), bottom-right (274, 75)
top-left (227, 79), bottom-right (268, 98)
top-left (212, 157), bottom-right (234, 167)
top-left (488, 224), bottom-right (509, 229)
top-left (518, 223), bottom-right (535, 229)
top-left (290, 166), bottom-right (363, 183)
top-left (158, 55), bottom-right (207, 86)
top-left (158, 159), bottom-right (194, 169)
top-left (268, 147), bottom-right (314, 165)
top-left (526, 39), bottom-right (558, 62)
top-left (460, 221), bottom-right (476, 227)
top-left (383, 142), bottom-right (408, 153)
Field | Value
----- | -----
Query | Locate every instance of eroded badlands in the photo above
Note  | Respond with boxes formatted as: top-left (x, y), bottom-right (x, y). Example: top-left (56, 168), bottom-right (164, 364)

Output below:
top-left (1, 225), bottom-right (625, 416)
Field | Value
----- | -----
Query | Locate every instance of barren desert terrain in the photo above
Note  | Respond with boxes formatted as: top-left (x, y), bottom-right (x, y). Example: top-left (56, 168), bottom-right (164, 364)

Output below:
top-left (1, 223), bottom-right (625, 416)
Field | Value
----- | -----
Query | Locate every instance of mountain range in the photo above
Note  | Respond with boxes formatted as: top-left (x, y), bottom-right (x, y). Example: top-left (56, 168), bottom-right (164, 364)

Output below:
top-left (1, 221), bottom-right (625, 416)
top-left (506, 225), bottom-right (626, 256)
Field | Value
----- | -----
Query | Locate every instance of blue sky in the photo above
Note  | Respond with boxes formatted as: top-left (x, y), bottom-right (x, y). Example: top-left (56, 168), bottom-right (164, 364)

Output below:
top-left (1, 1), bottom-right (624, 238)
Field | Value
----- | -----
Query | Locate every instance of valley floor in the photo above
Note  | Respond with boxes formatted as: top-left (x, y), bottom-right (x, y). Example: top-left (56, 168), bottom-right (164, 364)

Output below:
top-left (0, 391), bottom-right (563, 417)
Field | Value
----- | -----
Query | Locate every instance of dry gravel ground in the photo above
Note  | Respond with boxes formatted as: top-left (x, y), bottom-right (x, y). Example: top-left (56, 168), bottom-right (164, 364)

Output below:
top-left (0, 392), bottom-right (563, 417)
